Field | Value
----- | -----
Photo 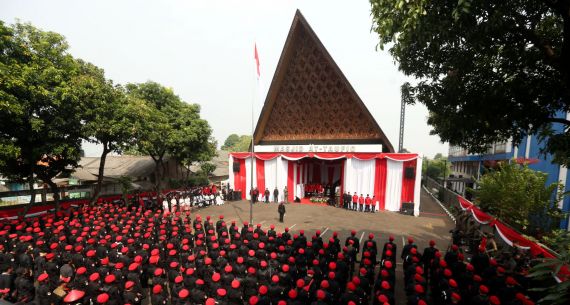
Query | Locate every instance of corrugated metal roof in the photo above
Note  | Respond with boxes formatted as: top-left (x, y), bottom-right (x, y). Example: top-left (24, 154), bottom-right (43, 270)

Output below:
top-left (72, 155), bottom-right (157, 182)
top-left (189, 150), bottom-right (229, 177)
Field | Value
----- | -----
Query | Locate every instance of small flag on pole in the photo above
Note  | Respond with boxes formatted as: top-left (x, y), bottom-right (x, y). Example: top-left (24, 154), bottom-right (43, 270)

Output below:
top-left (254, 43), bottom-right (261, 78)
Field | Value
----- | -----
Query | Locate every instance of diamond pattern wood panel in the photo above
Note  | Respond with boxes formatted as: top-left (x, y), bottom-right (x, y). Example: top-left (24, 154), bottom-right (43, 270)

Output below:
top-left (260, 27), bottom-right (382, 143)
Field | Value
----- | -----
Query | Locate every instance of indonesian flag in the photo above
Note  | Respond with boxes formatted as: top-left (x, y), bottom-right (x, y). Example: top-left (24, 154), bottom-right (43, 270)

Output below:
top-left (254, 43), bottom-right (261, 79)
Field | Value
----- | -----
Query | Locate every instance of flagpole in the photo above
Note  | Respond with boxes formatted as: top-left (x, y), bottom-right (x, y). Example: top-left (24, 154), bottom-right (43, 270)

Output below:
top-left (250, 89), bottom-right (254, 225)
top-left (250, 44), bottom-right (257, 225)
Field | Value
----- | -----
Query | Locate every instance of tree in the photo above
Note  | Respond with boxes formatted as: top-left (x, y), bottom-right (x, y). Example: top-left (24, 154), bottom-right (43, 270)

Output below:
top-left (528, 231), bottom-right (570, 304)
top-left (370, 0), bottom-right (570, 166)
top-left (200, 162), bottom-right (217, 178)
top-left (0, 21), bottom-right (84, 215)
top-left (422, 155), bottom-right (449, 179)
top-left (125, 81), bottom-right (213, 201)
top-left (73, 60), bottom-right (138, 205)
top-left (221, 135), bottom-right (252, 152)
top-left (474, 162), bottom-right (565, 236)
top-left (222, 134), bottom-right (240, 150)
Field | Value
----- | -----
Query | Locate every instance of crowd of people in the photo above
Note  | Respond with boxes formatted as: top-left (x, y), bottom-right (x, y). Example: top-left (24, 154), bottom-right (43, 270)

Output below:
top-left (0, 200), bottom-right (541, 305)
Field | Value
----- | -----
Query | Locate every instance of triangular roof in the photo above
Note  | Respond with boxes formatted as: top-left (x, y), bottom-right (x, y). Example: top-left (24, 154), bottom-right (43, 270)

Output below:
top-left (254, 10), bottom-right (394, 153)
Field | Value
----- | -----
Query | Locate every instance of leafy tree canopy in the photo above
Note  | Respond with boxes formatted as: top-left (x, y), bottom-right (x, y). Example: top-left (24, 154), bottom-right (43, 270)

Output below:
top-left (474, 162), bottom-right (565, 236)
top-left (0, 21), bottom-right (84, 210)
top-left (222, 134), bottom-right (240, 150)
top-left (422, 155), bottom-right (449, 179)
top-left (125, 81), bottom-right (214, 194)
top-left (370, 0), bottom-right (570, 165)
top-left (221, 135), bottom-right (252, 152)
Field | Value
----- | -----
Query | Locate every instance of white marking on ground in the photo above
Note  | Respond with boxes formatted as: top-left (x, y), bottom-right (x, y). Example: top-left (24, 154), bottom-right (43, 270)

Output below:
top-left (290, 224), bottom-right (297, 229)
top-left (359, 232), bottom-right (365, 243)
top-left (321, 227), bottom-right (329, 236)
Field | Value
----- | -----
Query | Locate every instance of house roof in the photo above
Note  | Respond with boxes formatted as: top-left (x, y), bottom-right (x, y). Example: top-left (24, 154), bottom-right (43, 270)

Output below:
top-left (253, 10), bottom-right (394, 152)
top-left (72, 155), bottom-right (157, 182)
top-left (189, 150), bottom-right (229, 178)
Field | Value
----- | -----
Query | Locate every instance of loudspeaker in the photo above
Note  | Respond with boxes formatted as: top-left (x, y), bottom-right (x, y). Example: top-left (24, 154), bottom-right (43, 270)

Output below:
top-left (233, 162), bottom-right (240, 172)
top-left (400, 202), bottom-right (415, 216)
top-left (404, 167), bottom-right (415, 179)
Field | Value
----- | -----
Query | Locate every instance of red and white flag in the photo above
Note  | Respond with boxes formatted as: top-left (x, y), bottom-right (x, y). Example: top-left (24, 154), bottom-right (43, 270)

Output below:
top-left (254, 43), bottom-right (261, 79)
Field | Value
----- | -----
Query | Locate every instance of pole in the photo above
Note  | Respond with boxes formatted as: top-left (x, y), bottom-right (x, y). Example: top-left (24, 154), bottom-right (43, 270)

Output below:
top-left (443, 159), bottom-right (447, 188)
top-left (250, 49), bottom-right (256, 225)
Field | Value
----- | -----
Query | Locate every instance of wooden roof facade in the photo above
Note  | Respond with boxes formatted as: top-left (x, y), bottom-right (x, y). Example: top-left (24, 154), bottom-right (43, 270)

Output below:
top-left (254, 10), bottom-right (394, 153)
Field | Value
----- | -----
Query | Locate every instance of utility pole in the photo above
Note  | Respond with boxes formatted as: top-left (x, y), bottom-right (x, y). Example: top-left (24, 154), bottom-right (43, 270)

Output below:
top-left (399, 83), bottom-right (413, 153)
top-left (398, 94), bottom-right (405, 153)
top-left (443, 159), bottom-right (447, 189)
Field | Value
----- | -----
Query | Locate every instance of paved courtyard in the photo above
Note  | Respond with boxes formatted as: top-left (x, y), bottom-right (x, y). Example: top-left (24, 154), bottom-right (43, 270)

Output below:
top-left (188, 188), bottom-right (454, 305)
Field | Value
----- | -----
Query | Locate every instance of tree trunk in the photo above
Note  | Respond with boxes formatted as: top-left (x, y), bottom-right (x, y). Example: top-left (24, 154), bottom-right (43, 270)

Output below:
top-left (91, 143), bottom-right (110, 206)
top-left (21, 170), bottom-right (35, 220)
top-left (46, 179), bottom-right (60, 217)
top-left (154, 158), bottom-right (164, 210)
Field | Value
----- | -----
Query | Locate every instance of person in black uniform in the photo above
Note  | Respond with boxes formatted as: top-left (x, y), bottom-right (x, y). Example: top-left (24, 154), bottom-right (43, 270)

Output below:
top-left (278, 202), bottom-right (286, 223)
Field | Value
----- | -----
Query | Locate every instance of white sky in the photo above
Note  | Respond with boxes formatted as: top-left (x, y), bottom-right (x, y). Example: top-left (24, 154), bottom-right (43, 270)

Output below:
top-left (0, 0), bottom-right (448, 158)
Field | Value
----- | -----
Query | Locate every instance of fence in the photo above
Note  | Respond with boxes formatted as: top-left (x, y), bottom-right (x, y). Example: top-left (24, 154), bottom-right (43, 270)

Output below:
top-left (425, 176), bottom-right (462, 215)
top-left (0, 182), bottom-right (153, 208)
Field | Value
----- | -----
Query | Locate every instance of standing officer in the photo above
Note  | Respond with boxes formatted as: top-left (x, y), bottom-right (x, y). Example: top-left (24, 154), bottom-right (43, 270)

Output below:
top-left (278, 202), bottom-right (286, 223)
top-left (264, 188), bottom-right (270, 203)
top-left (273, 187), bottom-right (279, 203)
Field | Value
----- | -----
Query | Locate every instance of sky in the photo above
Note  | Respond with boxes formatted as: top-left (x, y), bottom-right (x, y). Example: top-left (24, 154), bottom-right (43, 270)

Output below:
top-left (0, 0), bottom-right (448, 158)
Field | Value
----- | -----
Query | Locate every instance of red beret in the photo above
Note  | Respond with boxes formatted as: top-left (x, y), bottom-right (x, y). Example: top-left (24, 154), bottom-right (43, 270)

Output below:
top-left (288, 289), bottom-right (297, 298)
top-left (89, 273), bottom-right (100, 282)
top-left (479, 285), bottom-right (489, 294)
top-left (317, 289), bottom-right (326, 300)
top-left (217, 288), bottom-right (227, 296)
top-left (76, 267), bottom-right (87, 275)
top-left (96, 293), bottom-right (109, 304)
top-left (38, 273), bottom-right (49, 282)
top-left (125, 281), bottom-right (135, 289)
top-left (152, 284), bottom-right (162, 294)
top-left (179, 289), bottom-right (189, 299)
top-left (414, 284), bottom-right (425, 294)
top-left (451, 292), bottom-right (461, 301)
top-left (63, 290), bottom-right (86, 303)
top-left (104, 274), bottom-right (115, 284)
top-left (175, 276), bottom-right (183, 284)
top-left (490, 296), bottom-right (501, 305)
top-left (249, 296), bottom-right (259, 305)
top-left (259, 285), bottom-right (268, 295)
top-left (231, 280), bottom-right (240, 289)
top-left (154, 268), bottom-right (163, 276)
top-left (212, 273), bottom-right (221, 282)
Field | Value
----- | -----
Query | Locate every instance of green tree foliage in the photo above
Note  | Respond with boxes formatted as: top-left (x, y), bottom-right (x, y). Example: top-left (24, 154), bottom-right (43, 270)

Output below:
top-left (221, 134), bottom-right (252, 152)
top-left (72, 60), bottom-right (141, 204)
top-left (125, 82), bottom-right (214, 197)
top-left (474, 162), bottom-right (565, 235)
top-left (422, 154), bottom-right (449, 179)
top-left (200, 162), bottom-right (217, 177)
top-left (222, 134), bottom-right (240, 150)
top-left (370, 0), bottom-right (570, 166)
top-left (528, 231), bottom-right (570, 305)
top-left (0, 21), bottom-right (84, 213)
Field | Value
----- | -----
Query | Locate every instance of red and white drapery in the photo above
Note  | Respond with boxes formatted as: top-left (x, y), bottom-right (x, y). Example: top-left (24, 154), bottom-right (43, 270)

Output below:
top-left (229, 152), bottom-right (422, 215)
